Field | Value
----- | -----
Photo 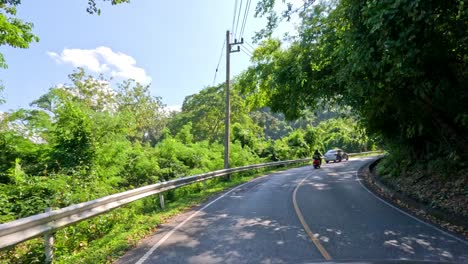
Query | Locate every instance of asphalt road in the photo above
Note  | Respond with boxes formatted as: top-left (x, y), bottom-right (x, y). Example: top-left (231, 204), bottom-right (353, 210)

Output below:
top-left (115, 157), bottom-right (468, 264)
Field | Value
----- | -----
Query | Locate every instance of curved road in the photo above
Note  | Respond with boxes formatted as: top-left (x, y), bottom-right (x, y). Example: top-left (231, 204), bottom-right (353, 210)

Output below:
top-left (116, 157), bottom-right (468, 263)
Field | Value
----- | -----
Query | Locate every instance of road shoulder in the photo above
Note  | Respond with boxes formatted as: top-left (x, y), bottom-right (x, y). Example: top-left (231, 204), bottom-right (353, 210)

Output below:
top-left (356, 157), bottom-right (468, 241)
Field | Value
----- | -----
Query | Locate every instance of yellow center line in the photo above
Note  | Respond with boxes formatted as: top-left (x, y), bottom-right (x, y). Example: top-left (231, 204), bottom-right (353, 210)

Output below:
top-left (292, 173), bottom-right (332, 261)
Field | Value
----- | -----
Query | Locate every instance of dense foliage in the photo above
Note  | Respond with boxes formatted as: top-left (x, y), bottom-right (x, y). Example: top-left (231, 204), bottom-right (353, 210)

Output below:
top-left (242, 0), bottom-right (468, 173)
top-left (0, 0), bottom-right (465, 261)
top-left (0, 1), bottom-right (395, 261)
top-left (0, 65), bottom-right (375, 262)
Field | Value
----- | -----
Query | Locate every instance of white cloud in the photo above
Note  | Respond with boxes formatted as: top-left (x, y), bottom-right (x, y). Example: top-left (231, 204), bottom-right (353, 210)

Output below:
top-left (47, 46), bottom-right (152, 84)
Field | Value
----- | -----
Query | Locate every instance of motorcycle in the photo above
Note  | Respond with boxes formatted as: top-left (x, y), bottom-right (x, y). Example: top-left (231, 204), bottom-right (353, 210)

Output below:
top-left (313, 158), bottom-right (321, 169)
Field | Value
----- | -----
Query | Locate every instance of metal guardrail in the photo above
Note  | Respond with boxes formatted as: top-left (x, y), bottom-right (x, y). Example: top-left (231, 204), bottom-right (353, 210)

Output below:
top-left (0, 150), bottom-right (382, 254)
top-left (0, 158), bottom-right (313, 249)
top-left (348, 150), bottom-right (383, 156)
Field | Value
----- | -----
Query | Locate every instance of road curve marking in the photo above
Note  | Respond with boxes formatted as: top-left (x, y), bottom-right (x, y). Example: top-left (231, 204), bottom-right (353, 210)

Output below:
top-left (293, 173), bottom-right (332, 260)
top-left (134, 171), bottom-right (281, 264)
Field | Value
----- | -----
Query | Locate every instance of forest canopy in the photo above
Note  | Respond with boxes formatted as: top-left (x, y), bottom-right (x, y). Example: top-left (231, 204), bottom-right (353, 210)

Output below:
top-left (241, 0), bottom-right (467, 166)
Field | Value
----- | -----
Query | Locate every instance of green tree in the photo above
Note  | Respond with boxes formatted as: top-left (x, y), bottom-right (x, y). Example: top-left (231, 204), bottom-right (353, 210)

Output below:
top-left (0, 109), bottom-right (52, 178)
top-left (30, 69), bottom-right (132, 176)
top-left (242, 0), bottom-right (467, 162)
top-left (316, 118), bottom-right (375, 153)
top-left (175, 122), bottom-right (194, 145)
top-left (304, 125), bottom-right (318, 151)
top-left (0, 0), bottom-right (39, 68)
top-left (286, 130), bottom-right (310, 158)
top-left (52, 100), bottom-right (95, 172)
top-left (249, 108), bottom-right (292, 140)
top-left (169, 84), bottom-right (258, 144)
top-left (116, 80), bottom-right (166, 145)
top-left (232, 122), bottom-right (256, 149)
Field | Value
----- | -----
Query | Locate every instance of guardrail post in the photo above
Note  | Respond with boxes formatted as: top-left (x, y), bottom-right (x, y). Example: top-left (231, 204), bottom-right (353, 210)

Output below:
top-left (159, 193), bottom-right (165, 210)
top-left (0, 157), bottom-right (322, 250)
top-left (44, 207), bottom-right (54, 264)
top-left (202, 181), bottom-right (206, 191)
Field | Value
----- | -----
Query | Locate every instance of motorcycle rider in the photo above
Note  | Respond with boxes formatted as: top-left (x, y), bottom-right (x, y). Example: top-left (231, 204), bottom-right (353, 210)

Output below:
top-left (313, 149), bottom-right (322, 165)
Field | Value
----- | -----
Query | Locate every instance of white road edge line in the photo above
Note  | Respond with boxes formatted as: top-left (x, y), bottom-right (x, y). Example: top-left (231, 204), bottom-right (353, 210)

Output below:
top-left (355, 163), bottom-right (468, 246)
top-left (134, 169), bottom-right (291, 264)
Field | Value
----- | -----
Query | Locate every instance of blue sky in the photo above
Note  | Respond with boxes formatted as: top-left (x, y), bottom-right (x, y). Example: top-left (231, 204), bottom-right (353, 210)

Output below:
top-left (0, 0), bottom-right (298, 112)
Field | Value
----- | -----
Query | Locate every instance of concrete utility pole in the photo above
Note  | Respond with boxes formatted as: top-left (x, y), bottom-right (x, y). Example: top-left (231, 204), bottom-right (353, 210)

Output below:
top-left (224, 30), bottom-right (243, 180)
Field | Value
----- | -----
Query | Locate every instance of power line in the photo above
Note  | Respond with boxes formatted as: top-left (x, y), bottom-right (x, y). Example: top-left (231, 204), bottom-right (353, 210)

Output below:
top-left (213, 39), bottom-right (226, 86)
top-left (239, 0), bottom-right (251, 38)
top-left (240, 48), bottom-right (251, 58)
top-left (231, 0), bottom-right (238, 34)
top-left (243, 41), bottom-right (255, 53)
top-left (240, 46), bottom-right (253, 57)
top-left (242, 44), bottom-right (254, 54)
top-left (239, 0), bottom-right (252, 39)
top-left (234, 0), bottom-right (243, 39)
top-left (245, 40), bottom-right (256, 51)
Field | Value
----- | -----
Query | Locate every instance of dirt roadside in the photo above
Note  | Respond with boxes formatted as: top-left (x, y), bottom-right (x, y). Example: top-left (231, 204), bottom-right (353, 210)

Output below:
top-left (358, 157), bottom-right (468, 240)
